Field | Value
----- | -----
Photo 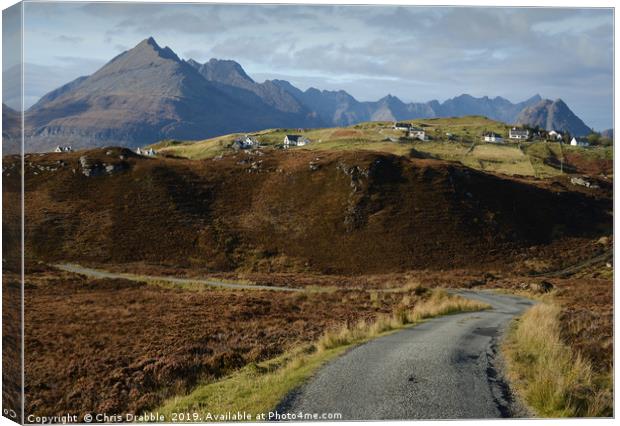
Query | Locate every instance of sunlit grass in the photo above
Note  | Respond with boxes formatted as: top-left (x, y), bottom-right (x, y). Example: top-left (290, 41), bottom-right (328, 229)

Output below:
top-left (503, 303), bottom-right (612, 417)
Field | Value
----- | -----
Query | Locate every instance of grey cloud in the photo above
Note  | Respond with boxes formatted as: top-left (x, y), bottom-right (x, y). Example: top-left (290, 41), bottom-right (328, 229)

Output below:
top-left (54, 35), bottom-right (83, 44)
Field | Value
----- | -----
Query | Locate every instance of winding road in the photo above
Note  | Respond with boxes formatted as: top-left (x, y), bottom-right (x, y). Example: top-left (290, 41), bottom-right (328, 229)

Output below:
top-left (56, 263), bottom-right (537, 418)
top-left (277, 290), bottom-right (535, 420)
top-left (53, 263), bottom-right (302, 292)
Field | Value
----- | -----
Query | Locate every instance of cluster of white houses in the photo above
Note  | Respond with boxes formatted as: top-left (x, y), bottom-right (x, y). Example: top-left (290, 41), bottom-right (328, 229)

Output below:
top-left (483, 127), bottom-right (530, 143)
top-left (54, 145), bottom-right (73, 152)
top-left (136, 147), bottom-right (156, 156)
top-left (229, 134), bottom-right (313, 149)
top-left (482, 127), bottom-right (589, 146)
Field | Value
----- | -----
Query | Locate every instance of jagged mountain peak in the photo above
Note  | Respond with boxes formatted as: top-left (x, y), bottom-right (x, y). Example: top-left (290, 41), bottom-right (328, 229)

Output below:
top-left (186, 58), bottom-right (202, 68)
top-left (528, 94), bottom-right (543, 103)
top-left (84, 37), bottom-right (189, 89)
top-left (121, 37), bottom-right (181, 63)
top-left (198, 58), bottom-right (255, 85)
top-left (516, 98), bottom-right (591, 136)
top-left (379, 94), bottom-right (402, 102)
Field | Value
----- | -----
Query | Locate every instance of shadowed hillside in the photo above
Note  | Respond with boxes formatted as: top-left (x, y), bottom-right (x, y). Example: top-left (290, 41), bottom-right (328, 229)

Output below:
top-left (4, 148), bottom-right (611, 274)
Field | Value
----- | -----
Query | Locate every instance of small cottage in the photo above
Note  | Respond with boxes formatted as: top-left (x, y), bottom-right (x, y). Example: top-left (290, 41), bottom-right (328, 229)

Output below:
top-left (284, 135), bottom-right (310, 147)
top-left (54, 145), bottom-right (73, 153)
top-left (570, 137), bottom-right (590, 147)
top-left (509, 127), bottom-right (529, 140)
top-left (394, 122), bottom-right (413, 131)
top-left (408, 127), bottom-right (426, 141)
top-left (482, 132), bottom-right (504, 143)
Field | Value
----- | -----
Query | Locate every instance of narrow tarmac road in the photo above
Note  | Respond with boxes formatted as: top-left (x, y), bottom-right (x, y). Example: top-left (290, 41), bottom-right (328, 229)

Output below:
top-left (53, 263), bottom-right (301, 292)
top-left (278, 290), bottom-right (535, 420)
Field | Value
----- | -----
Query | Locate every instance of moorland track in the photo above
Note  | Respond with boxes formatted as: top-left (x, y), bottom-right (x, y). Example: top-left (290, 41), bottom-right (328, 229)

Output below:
top-left (529, 249), bottom-right (613, 278)
top-left (54, 263), bottom-right (302, 292)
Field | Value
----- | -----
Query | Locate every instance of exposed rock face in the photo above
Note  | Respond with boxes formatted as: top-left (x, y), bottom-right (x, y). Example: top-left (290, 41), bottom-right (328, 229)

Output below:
top-left (79, 153), bottom-right (129, 177)
top-left (516, 99), bottom-right (591, 136)
top-left (570, 176), bottom-right (599, 189)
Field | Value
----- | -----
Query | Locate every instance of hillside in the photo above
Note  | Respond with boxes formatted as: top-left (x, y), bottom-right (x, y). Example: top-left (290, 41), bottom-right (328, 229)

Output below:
top-left (152, 117), bottom-right (613, 178)
top-left (4, 147), bottom-right (611, 274)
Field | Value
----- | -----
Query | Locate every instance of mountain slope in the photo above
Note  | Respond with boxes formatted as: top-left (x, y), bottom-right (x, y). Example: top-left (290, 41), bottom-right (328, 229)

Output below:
top-left (516, 99), bottom-right (591, 136)
top-left (188, 58), bottom-right (322, 121)
top-left (3, 103), bottom-right (21, 154)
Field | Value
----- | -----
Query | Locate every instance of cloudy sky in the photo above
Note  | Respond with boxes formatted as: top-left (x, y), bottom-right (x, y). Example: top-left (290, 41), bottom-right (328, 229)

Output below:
top-left (5, 2), bottom-right (614, 130)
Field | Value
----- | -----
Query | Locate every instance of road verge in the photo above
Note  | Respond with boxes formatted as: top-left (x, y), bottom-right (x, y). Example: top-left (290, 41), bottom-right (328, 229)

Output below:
top-left (502, 302), bottom-right (612, 417)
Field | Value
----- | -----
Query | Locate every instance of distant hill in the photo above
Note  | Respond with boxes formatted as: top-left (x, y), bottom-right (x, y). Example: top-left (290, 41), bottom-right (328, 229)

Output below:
top-left (601, 128), bottom-right (613, 140)
top-left (20, 36), bottom-right (593, 151)
top-left (2, 103), bottom-right (21, 154)
top-left (273, 84), bottom-right (544, 127)
top-left (516, 99), bottom-right (591, 137)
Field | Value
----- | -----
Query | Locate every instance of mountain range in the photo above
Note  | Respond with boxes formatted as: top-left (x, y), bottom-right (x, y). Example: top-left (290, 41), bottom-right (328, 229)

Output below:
top-left (4, 37), bottom-right (594, 153)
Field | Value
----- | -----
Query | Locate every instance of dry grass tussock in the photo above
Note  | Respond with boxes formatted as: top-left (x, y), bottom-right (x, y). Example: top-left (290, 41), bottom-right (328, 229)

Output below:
top-left (503, 303), bottom-right (612, 417)
top-left (317, 289), bottom-right (489, 351)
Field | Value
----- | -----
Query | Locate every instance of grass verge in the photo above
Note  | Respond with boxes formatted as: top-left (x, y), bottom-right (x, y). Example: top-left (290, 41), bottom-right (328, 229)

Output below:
top-left (503, 302), bottom-right (613, 417)
top-left (156, 290), bottom-right (489, 419)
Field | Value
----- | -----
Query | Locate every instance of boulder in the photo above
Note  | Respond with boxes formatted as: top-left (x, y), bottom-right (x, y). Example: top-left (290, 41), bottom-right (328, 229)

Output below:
top-left (530, 280), bottom-right (554, 293)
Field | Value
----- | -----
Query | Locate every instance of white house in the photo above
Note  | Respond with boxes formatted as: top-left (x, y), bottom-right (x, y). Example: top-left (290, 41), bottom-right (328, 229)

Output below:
top-left (509, 127), bottom-right (529, 140)
top-left (570, 137), bottom-right (590, 147)
top-left (483, 132), bottom-right (504, 143)
top-left (408, 127), bottom-right (426, 141)
top-left (548, 130), bottom-right (563, 140)
top-left (54, 145), bottom-right (73, 153)
top-left (394, 122), bottom-right (413, 131)
top-left (284, 135), bottom-right (310, 147)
